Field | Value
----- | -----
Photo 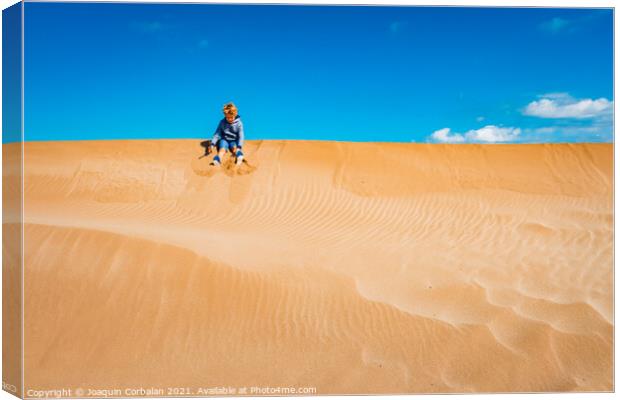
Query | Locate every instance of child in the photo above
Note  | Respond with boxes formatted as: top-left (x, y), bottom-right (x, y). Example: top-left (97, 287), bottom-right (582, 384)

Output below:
top-left (210, 102), bottom-right (245, 166)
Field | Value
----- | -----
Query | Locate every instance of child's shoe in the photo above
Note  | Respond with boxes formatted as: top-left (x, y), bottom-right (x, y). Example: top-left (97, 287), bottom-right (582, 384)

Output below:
top-left (235, 150), bottom-right (244, 165)
top-left (211, 155), bottom-right (221, 166)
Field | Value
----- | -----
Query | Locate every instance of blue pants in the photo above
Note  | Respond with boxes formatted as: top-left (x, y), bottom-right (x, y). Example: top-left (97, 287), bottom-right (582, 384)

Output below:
top-left (217, 139), bottom-right (239, 152)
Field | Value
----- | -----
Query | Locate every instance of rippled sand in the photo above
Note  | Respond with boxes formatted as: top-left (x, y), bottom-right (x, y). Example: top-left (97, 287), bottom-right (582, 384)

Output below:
top-left (8, 140), bottom-right (613, 394)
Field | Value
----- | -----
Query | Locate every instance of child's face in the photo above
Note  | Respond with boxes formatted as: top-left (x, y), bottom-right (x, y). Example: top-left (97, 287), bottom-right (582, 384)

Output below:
top-left (225, 111), bottom-right (237, 123)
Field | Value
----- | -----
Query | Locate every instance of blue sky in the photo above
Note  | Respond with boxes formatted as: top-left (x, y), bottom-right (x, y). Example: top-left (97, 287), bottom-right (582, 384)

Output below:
top-left (20, 3), bottom-right (613, 143)
top-left (2, 2), bottom-right (21, 143)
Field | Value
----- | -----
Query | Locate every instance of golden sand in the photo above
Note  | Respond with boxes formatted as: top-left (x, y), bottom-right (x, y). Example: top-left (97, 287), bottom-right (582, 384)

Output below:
top-left (6, 140), bottom-right (613, 393)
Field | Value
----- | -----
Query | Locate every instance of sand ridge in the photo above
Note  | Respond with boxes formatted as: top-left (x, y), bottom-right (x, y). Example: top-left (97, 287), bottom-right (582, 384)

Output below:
top-left (9, 139), bottom-right (613, 393)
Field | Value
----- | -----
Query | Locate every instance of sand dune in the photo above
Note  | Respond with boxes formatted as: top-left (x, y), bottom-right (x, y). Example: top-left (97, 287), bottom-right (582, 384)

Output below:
top-left (10, 140), bottom-right (613, 393)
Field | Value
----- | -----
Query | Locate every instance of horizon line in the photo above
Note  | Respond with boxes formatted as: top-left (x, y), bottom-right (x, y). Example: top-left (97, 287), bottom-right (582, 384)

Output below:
top-left (3, 138), bottom-right (614, 145)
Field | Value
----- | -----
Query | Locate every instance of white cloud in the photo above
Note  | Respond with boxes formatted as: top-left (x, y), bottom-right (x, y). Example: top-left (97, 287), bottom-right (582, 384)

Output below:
top-left (430, 128), bottom-right (465, 143)
top-left (466, 125), bottom-right (521, 142)
top-left (522, 123), bottom-right (612, 142)
top-left (429, 91), bottom-right (613, 144)
top-left (523, 93), bottom-right (612, 119)
top-left (430, 125), bottom-right (521, 143)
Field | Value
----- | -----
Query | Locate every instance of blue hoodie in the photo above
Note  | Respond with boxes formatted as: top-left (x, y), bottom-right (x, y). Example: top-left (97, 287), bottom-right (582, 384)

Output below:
top-left (211, 115), bottom-right (244, 148)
